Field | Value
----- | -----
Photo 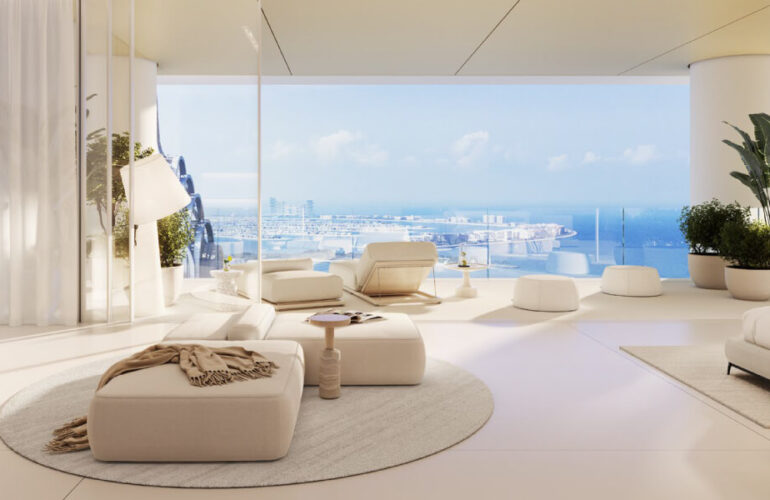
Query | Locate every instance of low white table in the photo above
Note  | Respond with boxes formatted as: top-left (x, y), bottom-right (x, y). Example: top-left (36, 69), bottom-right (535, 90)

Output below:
top-left (444, 263), bottom-right (487, 298)
top-left (210, 269), bottom-right (243, 296)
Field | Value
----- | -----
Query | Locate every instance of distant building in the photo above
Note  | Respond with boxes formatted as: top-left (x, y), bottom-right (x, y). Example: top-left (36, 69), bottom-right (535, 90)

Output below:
top-left (304, 200), bottom-right (315, 218)
top-left (483, 214), bottom-right (505, 224)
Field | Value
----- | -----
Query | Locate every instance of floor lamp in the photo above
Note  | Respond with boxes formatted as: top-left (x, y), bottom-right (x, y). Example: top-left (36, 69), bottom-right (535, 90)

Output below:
top-left (121, 153), bottom-right (191, 317)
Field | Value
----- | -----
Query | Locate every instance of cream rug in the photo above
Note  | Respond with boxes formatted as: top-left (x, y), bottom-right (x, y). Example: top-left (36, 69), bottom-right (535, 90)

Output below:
top-left (0, 357), bottom-right (492, 488)
top-left (621, 344), bottom-right (770, 427)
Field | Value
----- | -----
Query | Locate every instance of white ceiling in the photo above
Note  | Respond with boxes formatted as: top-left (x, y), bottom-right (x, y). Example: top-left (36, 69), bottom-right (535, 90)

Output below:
top-left (123, 0), bottom-right (770, 77)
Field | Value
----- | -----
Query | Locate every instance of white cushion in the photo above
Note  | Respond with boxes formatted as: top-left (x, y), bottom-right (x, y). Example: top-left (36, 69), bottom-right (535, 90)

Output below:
top-left (601, 265), bottom-right (662, 297)
top-left (262, 270), bottom-right (343, 303)
top-left (266, 312), bottom-right (425, 386)
top-left (512, 274), bottom-right (579, 312)
top-left (230, 261), bottom-right (260, 299)
top-left (163, 312), bottom-right (235, 341)
top-left (228, 303), bottom-right (276, 341)
top-left (742, 306), bottom-right (770, 349)
top-left (262, 258), bottom-right (313, 274)
top-left (329, 260), bottom-right (358, 289)
top-left (88, 340), bottom-right (304, 462)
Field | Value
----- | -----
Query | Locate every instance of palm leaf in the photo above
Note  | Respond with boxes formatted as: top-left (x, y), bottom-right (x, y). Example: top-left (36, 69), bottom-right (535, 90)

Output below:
top-left (750, 113), bottom-right (770, 163)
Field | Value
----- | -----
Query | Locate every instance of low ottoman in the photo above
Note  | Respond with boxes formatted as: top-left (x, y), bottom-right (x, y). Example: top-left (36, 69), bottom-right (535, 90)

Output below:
top-left (601, 265), bottom-right (662, 297)
top-left (512, 274), bottom-right (579, 312)
top-left (234, 258), bottom-right (344, 310)
top-left (87, 340), bottom-right (304, 462)
top-left (266, 312), bottom-right (425, 386)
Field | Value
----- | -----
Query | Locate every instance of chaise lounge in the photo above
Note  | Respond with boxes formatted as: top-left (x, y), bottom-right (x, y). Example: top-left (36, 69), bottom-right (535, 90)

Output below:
top-left (329, 241), bottom-right (441, 306)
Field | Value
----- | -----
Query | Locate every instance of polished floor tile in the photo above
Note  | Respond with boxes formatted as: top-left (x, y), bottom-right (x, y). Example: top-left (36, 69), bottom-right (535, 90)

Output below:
top-left (3, 278), bottom-right (770, 499)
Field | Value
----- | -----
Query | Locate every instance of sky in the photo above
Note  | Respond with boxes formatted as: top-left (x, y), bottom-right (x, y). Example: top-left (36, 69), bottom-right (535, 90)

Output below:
top-left (157, 84), bottom-right (690, 214)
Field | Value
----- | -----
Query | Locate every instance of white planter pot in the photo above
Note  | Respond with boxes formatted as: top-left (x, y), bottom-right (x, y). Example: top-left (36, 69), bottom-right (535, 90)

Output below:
top-left (688, 254), bottom-right (727, 290)
top-left (162, 265), bottom-right (184, 306)
top-left (725, 267), bottom-right (770, 301)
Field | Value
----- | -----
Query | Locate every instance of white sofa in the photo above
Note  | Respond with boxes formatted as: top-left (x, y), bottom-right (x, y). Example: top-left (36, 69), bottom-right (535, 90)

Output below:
top-left (725, 306), bottom-right (770, 380)
top-left (164, 303), bottom-right (426, 386)
top-left (329, 241), bottom-right (440, 306)
top-left (231, 258), bottom-right (344, 310)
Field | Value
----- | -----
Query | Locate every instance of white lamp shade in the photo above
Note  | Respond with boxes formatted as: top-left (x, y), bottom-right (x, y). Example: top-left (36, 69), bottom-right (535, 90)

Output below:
top-left (120, 154), bottom-right (191, 225)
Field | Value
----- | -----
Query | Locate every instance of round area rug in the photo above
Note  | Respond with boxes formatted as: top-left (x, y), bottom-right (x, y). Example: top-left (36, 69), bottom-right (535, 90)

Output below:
top-left (0, 357), bottom-right (493, 488)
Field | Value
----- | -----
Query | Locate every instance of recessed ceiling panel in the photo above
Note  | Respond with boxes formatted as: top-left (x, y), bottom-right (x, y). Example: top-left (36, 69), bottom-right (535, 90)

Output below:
top-left (460, 0), bottom-right (768, 76)
top-left (627, 6), bottom-right (770, 75)
top-left (262, 0), bottom-right (513, 75)
top-left (130, 0), bottom-right (288, 76)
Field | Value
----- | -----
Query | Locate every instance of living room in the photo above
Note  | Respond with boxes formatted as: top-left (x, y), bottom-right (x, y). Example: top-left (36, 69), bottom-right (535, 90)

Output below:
top-left (2, 1), bottom-right (770, 499)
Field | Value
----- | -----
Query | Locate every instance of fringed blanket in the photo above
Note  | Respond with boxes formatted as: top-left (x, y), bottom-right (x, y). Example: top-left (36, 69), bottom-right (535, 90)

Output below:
top-left (46, 343), bottom-right (278, 453)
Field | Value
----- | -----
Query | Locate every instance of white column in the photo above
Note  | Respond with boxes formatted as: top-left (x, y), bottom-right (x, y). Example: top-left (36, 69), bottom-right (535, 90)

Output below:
top-left (690, 55), bottom-right (770, 206)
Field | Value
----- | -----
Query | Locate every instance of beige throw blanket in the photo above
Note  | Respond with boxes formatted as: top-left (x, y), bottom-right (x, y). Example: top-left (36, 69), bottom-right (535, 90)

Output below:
top-left (46, 343), bottom-right (278, 453)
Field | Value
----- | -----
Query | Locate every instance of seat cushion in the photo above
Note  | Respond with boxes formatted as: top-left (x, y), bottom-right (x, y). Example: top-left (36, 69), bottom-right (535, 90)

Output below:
top-left (601, 265), bottom-right (662, 297)
top-left (230, 261), bottom-right (261, 299)
top-left (742, 306), bottom-right (770, 349)
top-left (163, 312), bottom-right (236, 341)
top-left (88, 340), bottom-right (304, 462)
top-left (262, 258), bottom-right (313, 274)
top-left (512, 274), bottom-right (579, 312)
top-left (229, 303), bottom-right (276, 341)
top-left (262, 270), bottom-right (343, 303)
top-left (725, 336), bottom-right (770, 380)
top-left (266, 312), bottom-right (425, 385)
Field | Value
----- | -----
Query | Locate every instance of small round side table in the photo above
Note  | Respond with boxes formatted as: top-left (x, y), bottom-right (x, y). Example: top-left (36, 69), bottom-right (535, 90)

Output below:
top-left (444, 263), bottom-right (488, 298)
top-left (209, 269), bottom-right (243, 296)
top-left (308, 313), bottom-right (351, 399)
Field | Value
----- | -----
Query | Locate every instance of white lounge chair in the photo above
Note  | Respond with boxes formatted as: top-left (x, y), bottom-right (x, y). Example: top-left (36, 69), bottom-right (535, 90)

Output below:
top-left (329, 242), bottom-right (441, 306)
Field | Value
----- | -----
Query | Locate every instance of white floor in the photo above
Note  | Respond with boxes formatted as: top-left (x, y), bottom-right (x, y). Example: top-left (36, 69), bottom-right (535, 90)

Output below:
top-left (2, 278), bottom-right (770, 499)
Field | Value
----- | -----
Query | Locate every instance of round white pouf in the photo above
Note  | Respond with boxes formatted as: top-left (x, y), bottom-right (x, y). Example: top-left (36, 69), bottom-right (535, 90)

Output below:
top-left (512, 274), bottom-right (579, 312)
top-left (601, 265), bottom-right (662, 297)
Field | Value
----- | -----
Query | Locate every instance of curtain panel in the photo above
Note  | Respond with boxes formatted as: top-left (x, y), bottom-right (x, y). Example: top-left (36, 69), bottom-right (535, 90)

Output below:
top-left (0, 0), bottom-right (79, 326)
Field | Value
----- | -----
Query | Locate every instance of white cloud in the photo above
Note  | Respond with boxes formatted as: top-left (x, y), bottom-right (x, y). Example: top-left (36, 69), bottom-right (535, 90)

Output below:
top-left (547, 154), bottom-right (569, 171)
top-left (311, 129), bottom-right (387, 166)
top-left (313, 130), bottom-right (360, 161)
top-left (349, 144), bottom-right (388, 166)
top-left (582, 151), bottom-right (601, 164)
top-left (269, 140), bottom-right (296, 160)
top-left (623, 144), bottom-right (658, 165)
top-left (452, 130), bottom-right (489, 167)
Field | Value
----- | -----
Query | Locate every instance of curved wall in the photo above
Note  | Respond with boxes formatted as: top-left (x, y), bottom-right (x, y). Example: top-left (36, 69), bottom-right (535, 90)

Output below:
top-left (690, 55), bottom-right (770, 206)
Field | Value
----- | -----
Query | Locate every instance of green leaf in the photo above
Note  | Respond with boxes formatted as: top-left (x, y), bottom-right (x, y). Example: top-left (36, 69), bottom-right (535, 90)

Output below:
top-left (750, 113), bottom-right (770, 163)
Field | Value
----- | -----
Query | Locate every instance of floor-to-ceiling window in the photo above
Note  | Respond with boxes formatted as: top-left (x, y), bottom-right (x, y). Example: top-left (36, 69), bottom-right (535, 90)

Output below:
top-left (159, 83), bottom-right (689, 278)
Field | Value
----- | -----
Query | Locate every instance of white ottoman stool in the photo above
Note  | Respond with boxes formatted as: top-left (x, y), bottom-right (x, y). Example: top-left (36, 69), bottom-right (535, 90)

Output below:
top-left (601, 265), bottom-right (662, 297)
top-left (87, 340), bottom-right (304, 462)
top-left (512, 274), bottom-right (579, 312)
top-left (266, 312), bottom-right (426, 386)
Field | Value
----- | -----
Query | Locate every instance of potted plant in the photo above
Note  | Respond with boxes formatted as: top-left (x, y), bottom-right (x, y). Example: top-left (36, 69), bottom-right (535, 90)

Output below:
top-left (157, 209), bottom-right (194, 305)
top-left (724, 113), bottom-right (770, 225)
top-left (679, 199), bottom-right (748, 289)
top-left (719, 220), bottom-right (770, 300)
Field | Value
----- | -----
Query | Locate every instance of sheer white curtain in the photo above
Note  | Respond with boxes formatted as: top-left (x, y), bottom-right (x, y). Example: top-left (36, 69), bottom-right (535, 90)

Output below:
top-left (0, 0), bottom-right (79, 326)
